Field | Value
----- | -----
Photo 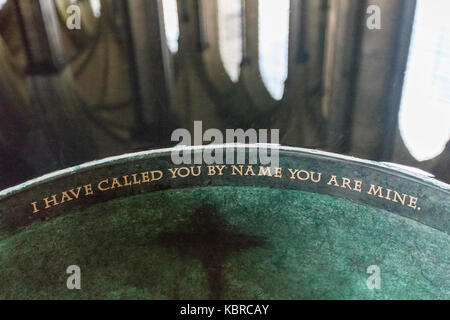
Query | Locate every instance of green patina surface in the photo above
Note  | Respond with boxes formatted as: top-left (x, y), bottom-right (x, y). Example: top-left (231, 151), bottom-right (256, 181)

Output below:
top-left (0, 186), bottom-right (448, 300)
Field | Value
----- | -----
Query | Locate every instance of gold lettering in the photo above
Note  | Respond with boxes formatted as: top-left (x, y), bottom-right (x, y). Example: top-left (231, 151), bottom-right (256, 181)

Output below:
top-left (190, 166), bottom-right (201, 177)
top-left (111, 178), bottom-right (123, 189)
top-left (151, 170), bottom-right (163, 181)
top-left (392, 191), bottom-right (407, 206)
top-left (84, 184), bottom-right (94, 196)
top-left (209, 165), bottom-right (226, 176)
top-left (297, 170), bottom-right (310, 181)
top-left (132, 173), bottom-right (141, 185)
top-left (231, 165), bottom-right (243, 176)
top-left (44, 195), bottom-right (59, 209)
top-left (274, 167), bottom-right (282, 178)
top-left (244, 165), bottom-right (256, 176)
top-left (310, 172), bottom-right (321, 183)
top-left (385, 188), bottom-right (392, 201)
top-left (408, 196), bottom-right (418, 209)
top-left (69, 187), bottom-right (82, 199)
top-left (122, 176), bottom-right (133, 186)
top-left (341, 177), bottom-right (352, 190)
top-left (98, 179), bottom-right (110, 191)
top-left (60, 191), bottom-right (73, 204)
top-left (177, 167), bottom-right (190, 178)
top-left (258, 166), bottom-right (272, 177)
top-left (327, 175), bottom-right (339, 186)
top-left (168, 168), bottom-right (178, 178)
top-left (31, 201), bottom-right (39, 214)
top-left (368, 185), bottom-right (384, 198)
top-left (216, 165), bottom-right (226, 175)
top-left (353, 180), bottom-right (362, 192)
top-left (288, 168), bottom-right (298, 179)
top-left (141, 171), bottom-right (150, 183)
top-left (288, 169), bottom-right (298, 180)
top-left (208, 166), bottom-right (216, 176)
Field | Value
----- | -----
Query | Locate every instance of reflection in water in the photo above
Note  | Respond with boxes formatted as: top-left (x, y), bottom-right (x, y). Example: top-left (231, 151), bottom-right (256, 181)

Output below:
top-left (162, 0), bottom-right (180, 53)
top-left (258, 0), bottom-right (290, 100)
top-left (399, 0), bottom-right (450, 161)
top-left (161, 0), bottom-right (290, 96)
top-left (156, 204), bottom-right (266, 300)
top-left (218, 0), bottom-right (242, 82)
top-left (68, 0), bottom-right (100, 17)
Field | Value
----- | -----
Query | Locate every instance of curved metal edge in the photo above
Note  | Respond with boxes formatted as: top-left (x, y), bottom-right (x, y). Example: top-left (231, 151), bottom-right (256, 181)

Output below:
top-left (1, 144), bottom-right (449, 200)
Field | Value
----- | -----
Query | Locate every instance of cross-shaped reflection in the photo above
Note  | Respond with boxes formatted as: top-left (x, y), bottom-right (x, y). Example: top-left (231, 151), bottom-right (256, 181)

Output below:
top-left (156, 204), bottom-right (266, 299)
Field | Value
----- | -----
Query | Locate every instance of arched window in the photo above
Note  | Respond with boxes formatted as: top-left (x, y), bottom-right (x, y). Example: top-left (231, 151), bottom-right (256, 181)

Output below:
top-left (399, 0), bottom-right (450, 161)
top-left (217, 0), bottom-right (242, 83)
top-left (162, 0), bottom-right (180, 53)
top-left (258, 0), bottom-right (290, 100)
top-left (89, 0), bottom-right (101, 18)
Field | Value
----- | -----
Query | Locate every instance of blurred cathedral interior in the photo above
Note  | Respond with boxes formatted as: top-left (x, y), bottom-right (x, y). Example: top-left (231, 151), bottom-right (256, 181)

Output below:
top-left (0, 0), bottom-right (449, 189)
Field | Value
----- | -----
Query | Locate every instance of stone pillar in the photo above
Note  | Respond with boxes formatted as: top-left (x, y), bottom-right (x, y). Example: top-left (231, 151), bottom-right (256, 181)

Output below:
top-left (123, 0), bottom-right (176, 146)
top-left (14, 0), bottom-right (96, 173)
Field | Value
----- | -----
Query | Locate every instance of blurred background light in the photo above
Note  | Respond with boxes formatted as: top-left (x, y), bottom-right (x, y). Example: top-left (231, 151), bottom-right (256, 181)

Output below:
top-left (399, 0), bottom-right (450, 161)
top-left (218, 0), bottom-right (242, 82)
top-left (162, 0), bottom-right (180, 53)
top-left (258, 0), bottom-right (290, 100)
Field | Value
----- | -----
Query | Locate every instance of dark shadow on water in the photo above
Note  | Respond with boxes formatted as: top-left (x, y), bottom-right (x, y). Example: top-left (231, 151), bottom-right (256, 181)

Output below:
top-left (155, 204), bottom-right (267, 299)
